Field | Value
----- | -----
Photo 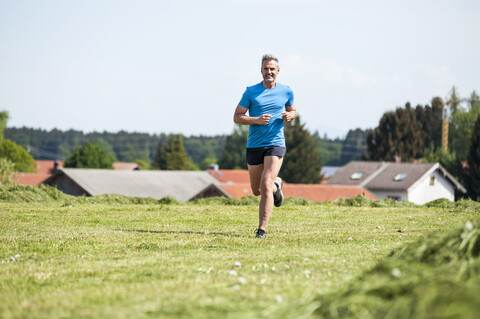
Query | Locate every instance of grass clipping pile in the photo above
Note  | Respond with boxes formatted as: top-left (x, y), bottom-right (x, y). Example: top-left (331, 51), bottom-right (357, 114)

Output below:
top-left (313, 219), bottom-right (480, 318)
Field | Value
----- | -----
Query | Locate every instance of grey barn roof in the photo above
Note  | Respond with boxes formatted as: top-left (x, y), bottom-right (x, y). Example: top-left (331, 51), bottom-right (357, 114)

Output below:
top-left (326, 161), bottom-right (466, 193)
top-left (325, 161), bottom-right (387, 186)
top-left (44, 168), bottom-right (222, 202)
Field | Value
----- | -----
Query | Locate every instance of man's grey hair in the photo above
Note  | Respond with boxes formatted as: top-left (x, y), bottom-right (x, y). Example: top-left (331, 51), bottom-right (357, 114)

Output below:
top-left (261, 54), bottom-right (279, 67)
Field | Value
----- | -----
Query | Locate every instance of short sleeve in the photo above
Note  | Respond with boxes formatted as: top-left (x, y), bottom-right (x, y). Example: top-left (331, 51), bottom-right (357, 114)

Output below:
top-left (238, 88), bottom-right (251, 108)
top-left (287, 88), bottom-right (294, 107)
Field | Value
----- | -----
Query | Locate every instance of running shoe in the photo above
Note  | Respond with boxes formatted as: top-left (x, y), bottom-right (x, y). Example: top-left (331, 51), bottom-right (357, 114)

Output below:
top-left (273, 177), bottom-right (284, 207)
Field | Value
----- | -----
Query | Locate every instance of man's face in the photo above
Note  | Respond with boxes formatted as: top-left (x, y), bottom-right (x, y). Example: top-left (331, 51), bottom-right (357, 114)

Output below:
top-left (261, 60), bottom-right (279, 84)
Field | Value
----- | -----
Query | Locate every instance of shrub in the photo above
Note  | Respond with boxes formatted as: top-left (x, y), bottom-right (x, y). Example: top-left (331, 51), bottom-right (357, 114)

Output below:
top-left (0, 139), bottom-right (36, 172)
top-left (0, 158), bottom-right (15, 186)
top-left (64, 142), bottom-right (115, 169)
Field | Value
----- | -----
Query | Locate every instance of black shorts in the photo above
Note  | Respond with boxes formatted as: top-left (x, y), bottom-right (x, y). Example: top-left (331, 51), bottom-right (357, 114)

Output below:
top-left (246, 146), bottom-right (286, 165)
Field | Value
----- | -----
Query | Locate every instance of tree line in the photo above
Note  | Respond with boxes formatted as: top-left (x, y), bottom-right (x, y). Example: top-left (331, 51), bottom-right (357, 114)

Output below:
top-left (364, 88), bottom-right (480, 200)
top-left (2, 85), bottom-right (479, 198)
top-left (4, 123), bottom-right (364, 169)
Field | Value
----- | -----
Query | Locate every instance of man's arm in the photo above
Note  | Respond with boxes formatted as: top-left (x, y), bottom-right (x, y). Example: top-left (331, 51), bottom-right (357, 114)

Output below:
top-left (233, 104), bottom-right (272, 125)
top-left (282, 104), bottom-right (296, 122)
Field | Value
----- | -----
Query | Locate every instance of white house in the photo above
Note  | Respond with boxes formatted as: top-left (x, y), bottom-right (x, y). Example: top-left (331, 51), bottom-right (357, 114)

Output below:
top-left (326, 161), bottom-right (466, 205)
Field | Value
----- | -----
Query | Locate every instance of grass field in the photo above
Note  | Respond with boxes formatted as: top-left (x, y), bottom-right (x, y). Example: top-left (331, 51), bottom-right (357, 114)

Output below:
top-left (1, 186), bottom-right (479, 318)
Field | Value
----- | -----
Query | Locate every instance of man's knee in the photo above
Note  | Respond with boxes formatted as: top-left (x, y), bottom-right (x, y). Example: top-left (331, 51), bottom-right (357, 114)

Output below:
top-left (260, 180), bottom-right (274, 195)
top-left (252, 188), bottom-right (261, 196)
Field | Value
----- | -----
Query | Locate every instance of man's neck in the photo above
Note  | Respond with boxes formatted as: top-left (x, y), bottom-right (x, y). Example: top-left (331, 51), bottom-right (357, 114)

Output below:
top-left (262, 81), bottom-right (276, 89)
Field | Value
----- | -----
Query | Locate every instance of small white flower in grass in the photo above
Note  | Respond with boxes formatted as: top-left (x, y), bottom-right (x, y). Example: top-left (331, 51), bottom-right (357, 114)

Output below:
top-left (304, 270), bottom-right (311, 278)
top-left (260, 278), bottom-right (267, 284)
top-left (271, 266), bottom-right (276, 271)
top-left (348, 237), bottom-right (353, 241)
top-left (303, 258), bottom-right (310, 261)
top-left (238, 277), bottom-right (247, 285)
top-left (232, 285), bottom-right (240, 291)
top-left (10, 256), bottom-right (15, 261)
top-left (391, 268), bottom-right (401, 278)
top-left (15, 254), bottom-right (20, 258)
top-left (275, 295), bottom-right (283, 303)
top-left (229, 270), bottom-right (238, 276)
top-left (466, 221), bottom-right (474, 231)
top-left (234, 261), bottom-right (242, 267)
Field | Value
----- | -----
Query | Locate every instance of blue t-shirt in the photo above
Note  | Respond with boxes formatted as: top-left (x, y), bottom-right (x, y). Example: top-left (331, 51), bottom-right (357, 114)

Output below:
top-left (239, 82), bottom-right (294, 148)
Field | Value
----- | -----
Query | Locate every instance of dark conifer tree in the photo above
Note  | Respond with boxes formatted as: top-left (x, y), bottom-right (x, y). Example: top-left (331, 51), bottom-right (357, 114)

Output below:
top-left (164, 134), bottom-right (190, 170)
top-left (281, 116), bottom-right (322, 183)
top-left (218, 125), bottom-right (248, 169)
top-left (465, 116), bottom-right (480, 200)
top-left (365, 103), bottom-right (423, 162)
top-left (152, 140), bottom-right (167, 170)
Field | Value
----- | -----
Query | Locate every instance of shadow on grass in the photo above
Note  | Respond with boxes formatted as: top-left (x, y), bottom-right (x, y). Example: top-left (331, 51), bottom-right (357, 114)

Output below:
top-left (118, 228), bottom-right (243, 237)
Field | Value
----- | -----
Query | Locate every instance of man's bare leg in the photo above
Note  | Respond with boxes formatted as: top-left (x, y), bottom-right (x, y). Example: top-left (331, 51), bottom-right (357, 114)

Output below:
top-left (248, 155), bottom-right (283, 232)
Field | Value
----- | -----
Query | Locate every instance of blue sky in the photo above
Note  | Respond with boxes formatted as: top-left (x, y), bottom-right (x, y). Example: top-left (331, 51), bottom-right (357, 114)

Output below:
top-left (1, 0), bottom-right (479, 138)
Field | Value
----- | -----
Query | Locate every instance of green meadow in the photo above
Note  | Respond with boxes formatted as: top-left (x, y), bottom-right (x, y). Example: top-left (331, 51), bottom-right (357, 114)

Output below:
top-left (1, 186), bottom-right (479, 318)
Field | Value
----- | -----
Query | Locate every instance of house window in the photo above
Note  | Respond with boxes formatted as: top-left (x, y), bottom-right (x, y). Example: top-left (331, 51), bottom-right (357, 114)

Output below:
top-left (350, 172), bottom-right (364, 180)
top-left (394, 173), bottom-right (407, 181)
top-left (430, 176), bottom-right (435, 186)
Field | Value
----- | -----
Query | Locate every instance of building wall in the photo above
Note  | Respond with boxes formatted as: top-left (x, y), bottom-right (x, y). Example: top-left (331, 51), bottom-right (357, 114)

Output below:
top-left (407, 171), bottom-right (455, 204)
top-left (45, 175), bottom-right (88, 197)
top-left (371, 191), bottom-right (408, 202)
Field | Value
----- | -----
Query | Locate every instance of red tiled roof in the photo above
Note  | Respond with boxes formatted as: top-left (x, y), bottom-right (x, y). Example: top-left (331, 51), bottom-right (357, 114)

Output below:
top-left (217, 183), bottom-right (376, 202)
top-left (113, 162), bottom-right (140, 170)
top-left (35, 160), bottom-right (64, 174)
top-left (14, 173), bottom-right (52, 186)
top-left (283, 184), bottom-right (376, 201)
top-left (217, 183), bottom-right (254, 198)
top-left (207, 169), bottom-right (251, 183)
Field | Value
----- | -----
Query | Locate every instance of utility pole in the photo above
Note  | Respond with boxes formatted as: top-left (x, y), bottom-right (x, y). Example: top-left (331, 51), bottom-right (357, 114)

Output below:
top-left (442, 106), bottom-right (448, 151)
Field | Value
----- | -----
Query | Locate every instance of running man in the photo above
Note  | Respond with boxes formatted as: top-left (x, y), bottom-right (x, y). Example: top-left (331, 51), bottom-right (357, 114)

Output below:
top-left (233, 54), bottom-right (296, 238)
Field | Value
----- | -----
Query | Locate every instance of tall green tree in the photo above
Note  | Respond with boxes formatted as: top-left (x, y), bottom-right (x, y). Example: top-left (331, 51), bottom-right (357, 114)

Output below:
top-left (422, 145), bottom-right (461, 180)
top-left (152, 140), bottom-right (167, 170)
top-left (450, 90), bottom-right (480, 160)
top-left (218, 125), bottom-right (248, 169)
top-left (415, 97), bottom-right (443, 151)
top-left (365, 103), bottom-right (424, 162)
top-left (281, 116), bottom-right (322, 183)
top-left (465, 116), bottom-right (480, 200)
top-left (0, 111), bottom-right (9, 141)
top-left (64, 142), bottom-right (115, 168)
top-left (164, 134), bottom-right (190, 170)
